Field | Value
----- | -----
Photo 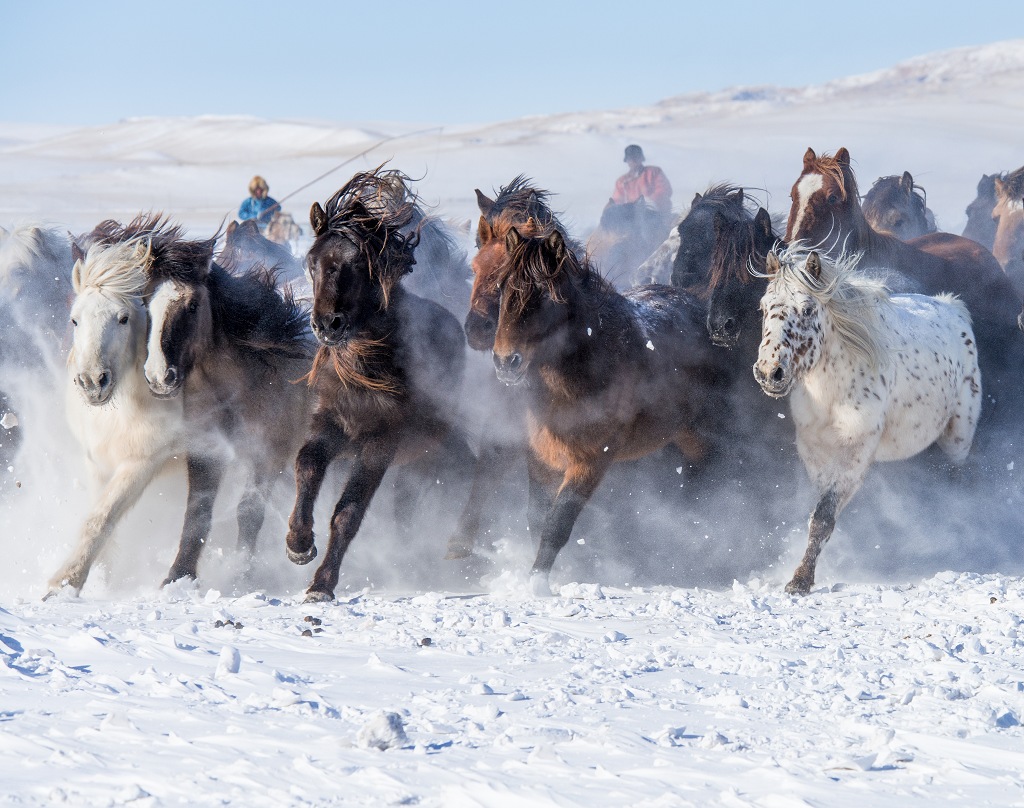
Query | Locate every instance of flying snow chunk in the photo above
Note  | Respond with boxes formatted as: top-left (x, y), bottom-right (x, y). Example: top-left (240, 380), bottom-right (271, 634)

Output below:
top-left (357, 711), bottom-right (409, 750)
top-left (0, 412), bottom-right (18, 430)
top-left (646, 340), bottom-right (655, 350)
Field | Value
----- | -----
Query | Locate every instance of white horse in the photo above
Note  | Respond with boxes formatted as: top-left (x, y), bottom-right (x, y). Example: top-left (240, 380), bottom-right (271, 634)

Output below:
top-left (753, 246), bottom-right (981, 595)
top-left (47, 236), bottom-right (186, 598)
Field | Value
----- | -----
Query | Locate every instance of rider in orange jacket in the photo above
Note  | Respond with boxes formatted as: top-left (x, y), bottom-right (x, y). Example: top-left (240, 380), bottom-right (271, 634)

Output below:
top-left (610, 145), bottom-right (673, 214)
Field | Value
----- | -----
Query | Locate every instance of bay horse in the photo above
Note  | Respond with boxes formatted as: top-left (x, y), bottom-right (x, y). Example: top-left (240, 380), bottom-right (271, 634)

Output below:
top-left (444, 177), bottom-right (584, 561)
top-left (862, 172), bottom-right (936, 242)
top-left (491, 226), bottom-right (732, 595)
top-left (992, 168), bottom-right (1024, 284)
top-left (754, 247), bottom-right (980, 594)
top-left (285, 168), bottom-right (474, 602)
top-left (141, 216), bottom-right (315, 586)
top-left (47, 234), bottom-right (187, 597)
top-left (785, 147), bottom-right (1022, 445)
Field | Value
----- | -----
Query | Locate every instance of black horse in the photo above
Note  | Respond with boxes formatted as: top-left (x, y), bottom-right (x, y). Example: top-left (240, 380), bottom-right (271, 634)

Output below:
top-left (285, 168), bottom-right (475, 601)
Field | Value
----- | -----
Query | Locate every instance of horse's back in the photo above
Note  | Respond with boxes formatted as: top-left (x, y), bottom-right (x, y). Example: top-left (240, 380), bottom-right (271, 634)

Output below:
top-left (625, 284), bottom-right (723, 370)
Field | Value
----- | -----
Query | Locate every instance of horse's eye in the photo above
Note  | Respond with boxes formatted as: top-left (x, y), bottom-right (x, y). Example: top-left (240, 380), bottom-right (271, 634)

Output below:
top-left (826, 194), bottom-right (839, 205)
top-left (118, 313), bottom-right (129, 325)
top-left (802, 303), bottom-right (814, 317)
top-left (187, 300), bottom-right (198, 314)
top-left (71, 318), bottom-right (78, 327)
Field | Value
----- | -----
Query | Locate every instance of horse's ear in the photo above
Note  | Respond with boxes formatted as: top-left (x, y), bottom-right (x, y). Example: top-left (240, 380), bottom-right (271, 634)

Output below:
top-left (806, 251), bottom-right (822, 279)
top-left (691, 191), bottom-right (702, 206)
top-left (803, 147), bottom-right (817, 169)
top-left (543, 229), bottom-right (568, 265)
top-left (765, 251), bottom-right (781, 277)
top-left (835, 148), bottom-right (851, 167)
top-left (729, 188), bottom-right (744, 206)
top-left (994, 176), bottom-right (1008, 200)
top-left (754, 208), bottom-right (774, 244)
top-left (477, 216), bottom-right (494, 246)
top-left (72, 254), bottom-right (84, 293)
top-left (226, 219), bottom-right (238, 237)
top-left (310, 202), bottom-right (328, 236)
top-left (70, 240), bottom-right (86, 264)
top-left (475, 189), bottom-right (495, 217)
top-left (899, 171), bottom-right (914, 194)
top-left (505, 226), bottom-right (524, 252)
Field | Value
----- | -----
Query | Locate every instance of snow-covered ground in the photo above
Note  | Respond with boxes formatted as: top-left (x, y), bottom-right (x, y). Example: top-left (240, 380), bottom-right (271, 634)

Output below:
top-left (2, 40), bottom-right (1024, 806)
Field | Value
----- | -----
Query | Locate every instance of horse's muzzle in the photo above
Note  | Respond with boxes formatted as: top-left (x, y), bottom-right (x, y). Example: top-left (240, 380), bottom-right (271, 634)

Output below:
top-left (75, 369), bottom-right (114, 406)
top-left (753, 362), bottom-right (791, 398)
top-left (493, 351), bottom-right (526, 386)
top-left (146, 366), bottom-right (182, 399)
top-left (311, 312), bottom-right (349, 346)
top-left (464, 312), bottom-right (496, 352)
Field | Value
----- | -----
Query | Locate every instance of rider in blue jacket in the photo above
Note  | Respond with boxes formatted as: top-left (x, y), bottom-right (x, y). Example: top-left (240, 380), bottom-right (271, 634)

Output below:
top-left (238, 175), bottom-right (279, 231)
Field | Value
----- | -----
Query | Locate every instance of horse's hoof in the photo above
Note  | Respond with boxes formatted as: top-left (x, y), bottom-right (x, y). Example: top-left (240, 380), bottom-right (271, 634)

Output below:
top-left (287, 544), bottom-right (317, 566)
top-left (785, 578), bottom-right (812, 596)
top-left (303, 588), bottom-right (334, 604)
top-left (42, 582), bottom-right (79, 602)
top-left (161, 570), bottom-right (197, 588)
top-left (529, 572), bottom-right (553, 598)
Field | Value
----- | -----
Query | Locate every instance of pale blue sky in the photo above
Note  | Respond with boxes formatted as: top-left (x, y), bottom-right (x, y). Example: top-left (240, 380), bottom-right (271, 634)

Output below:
top-left (3, 0), bottom-right (1021, 125)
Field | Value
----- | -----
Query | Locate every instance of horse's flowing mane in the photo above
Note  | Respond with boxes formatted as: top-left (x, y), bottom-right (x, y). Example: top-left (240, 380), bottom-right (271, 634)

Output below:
top-left (809, 153), bottom-right (859, 201)
top-left (700, 185), bottom-right (776, 293)
top-left (74, 236), bottom-right (152, 302)
top-left (0, 225), bottom-right (70, 280)
top-left (484, 175), bottom-right (584, 254)
top-left (321, 167), bottom-right (420, 306)
top-left (497, 233), bottom-right (602, 319)
top-left (767, 244), bottom-right (889, 368)
top-left (999, 165), bottom-right (1024, 199)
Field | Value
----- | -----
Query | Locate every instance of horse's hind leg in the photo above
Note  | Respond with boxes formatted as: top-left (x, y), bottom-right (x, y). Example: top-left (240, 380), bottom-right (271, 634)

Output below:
top-left (445, 442), bottom-right (519, 559)
top-left (236, 467), bottom-right (274, 561)
top-left (163, 454), bottom-right (225, 586)
top-left (785, 488), bottom-right (840, 595)
top-left (47, 458), bottom-right (162, 598)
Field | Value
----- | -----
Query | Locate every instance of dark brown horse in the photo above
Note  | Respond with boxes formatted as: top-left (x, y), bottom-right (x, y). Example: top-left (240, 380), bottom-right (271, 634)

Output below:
top-left (443, 178), bottom-right (584, 561)
top-left (136, 215), bottom-right (316, 586)
top-left (285, 168), bottom-right (473, 601)
top-left (786, 147), bottom-right (1023, 445)
top-left (491, 227), bottom-right (732, 594)
top-left (862, 172), bottom-right (936, 242)
top-left (962, 173), bottom-right (999, 250)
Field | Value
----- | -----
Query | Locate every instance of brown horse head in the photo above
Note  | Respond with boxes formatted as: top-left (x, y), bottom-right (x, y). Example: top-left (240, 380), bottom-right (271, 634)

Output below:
top-left (306, 168), bottom-right (417, 346)
top-left (963, 173), bottom-right (999, 249)
top-left (785, 147), bottom-right (861, 252)
top-left (467, 176), bottom-right (578, 352)
top-left (992, 168), bottom-right (1024, 269)
top-left (491, 227), bottom-right (584, 386)
top-left (862, 172), bottom-right (935, 242)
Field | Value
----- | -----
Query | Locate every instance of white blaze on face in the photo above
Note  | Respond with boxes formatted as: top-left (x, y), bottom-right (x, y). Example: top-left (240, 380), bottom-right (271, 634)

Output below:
top-left (791, 173), bottom-right (824, 240)
top-left (144, 281), bottom-right (182, 386)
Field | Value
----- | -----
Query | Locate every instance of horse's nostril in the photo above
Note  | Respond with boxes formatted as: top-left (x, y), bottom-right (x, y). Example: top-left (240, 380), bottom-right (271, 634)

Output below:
top-left (771, 366), bottom-right (784, 383)
top-left (329, 315), bottom-right (343, 332)
top-left (724, 318), bottom-right (735, 330)
top-left (509, 353), bottom-right (522, 371)
top-left (98, 372), bottom-right (110, 388)
top-left (164, 367), bottom-right (178, 386)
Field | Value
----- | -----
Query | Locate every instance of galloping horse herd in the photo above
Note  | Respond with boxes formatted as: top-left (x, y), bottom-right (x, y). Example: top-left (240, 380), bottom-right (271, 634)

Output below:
top-left (3, 148), bottom-right (1024, 602)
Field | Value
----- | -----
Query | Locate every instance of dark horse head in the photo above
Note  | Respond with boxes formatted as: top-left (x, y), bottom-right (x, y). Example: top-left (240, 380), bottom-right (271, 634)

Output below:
top-left (306, 168), bottom-right (418, 346)
top-left (468, 176), bottom-right (579, 352)
top-left (671, 185), bottom-right (780, 348)
top-left (862, 172), bottom-right (936, 242)
top-left (963, 173), bottom-right (999, 250)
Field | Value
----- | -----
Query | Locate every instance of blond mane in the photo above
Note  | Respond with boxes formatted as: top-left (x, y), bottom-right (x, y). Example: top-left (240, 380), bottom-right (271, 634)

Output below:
top-left (73, 236), bottom-right (152, 302)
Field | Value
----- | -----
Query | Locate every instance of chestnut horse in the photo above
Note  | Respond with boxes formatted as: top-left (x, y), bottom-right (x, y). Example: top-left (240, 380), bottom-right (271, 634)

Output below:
top-left (285, 168), bottom-right (474, 601)
top-left (862, 172), bottom-right (936, 242)
top-left (491, 227), bottom-right (732, 594)
top-left (786, 147), bottom-right (1022, 445)
top-left (992, 167), bottom-right (1024, 284)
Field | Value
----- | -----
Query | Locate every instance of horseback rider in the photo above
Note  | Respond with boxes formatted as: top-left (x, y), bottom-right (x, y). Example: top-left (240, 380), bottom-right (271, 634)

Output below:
top-left (608, 145), bottom-right (673, 215)
top-left (238, 175), bottom-right (280, 232)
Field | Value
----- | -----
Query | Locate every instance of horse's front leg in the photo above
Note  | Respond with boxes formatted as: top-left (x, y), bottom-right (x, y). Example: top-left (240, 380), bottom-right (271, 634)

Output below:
top-left (236, 466), bottom-right (274, 559)
top-left (305, 437), bottom-right (398, 602)
top-left (163, 453), bottom-right (225, 586)
top-left (785, 488), bottom-right (841, 595)
top-left (529, 457), bottom-right (610, 596)
top-left (46, 457), bottom-right (164, 598)
top-left (444, 439), bottom-right (512, 559)
top-left (286, 412), bottom-right (347, 566)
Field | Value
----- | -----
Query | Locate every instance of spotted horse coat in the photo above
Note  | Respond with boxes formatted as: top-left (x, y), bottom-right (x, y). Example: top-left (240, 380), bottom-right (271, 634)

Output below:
top-left (753, 246), bottom-right (980, 595)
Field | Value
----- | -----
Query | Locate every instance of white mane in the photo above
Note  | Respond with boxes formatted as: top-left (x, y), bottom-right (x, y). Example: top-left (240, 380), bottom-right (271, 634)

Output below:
top-left (74, 236), bottom-right (152, 301)
top-left (768, 243), bottom-right (890, 369)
